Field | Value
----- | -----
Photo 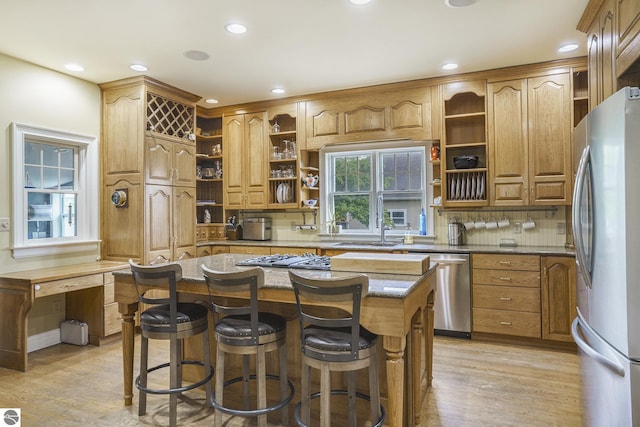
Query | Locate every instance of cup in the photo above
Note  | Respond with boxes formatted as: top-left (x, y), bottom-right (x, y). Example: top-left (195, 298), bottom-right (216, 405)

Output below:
top-left (463, 220), bottom-right (475, 231)
top-left (498, 216), bottom-right (510, 228)
top-left (523, 216), bottom-right (536, 230)
top-left (433, 196), bottom-right (442, 206)
top-left (474, 217), bottom-right (486, 229)
top-left (486, 217), bottom-right (498, 230)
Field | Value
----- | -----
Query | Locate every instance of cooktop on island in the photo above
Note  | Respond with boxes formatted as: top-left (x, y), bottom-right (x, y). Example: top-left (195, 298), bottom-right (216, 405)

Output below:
top-left (235, 253), bottom-right (331, 270)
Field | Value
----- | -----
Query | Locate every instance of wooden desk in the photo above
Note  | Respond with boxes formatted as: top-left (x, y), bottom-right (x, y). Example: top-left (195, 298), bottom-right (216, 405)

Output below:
top-left (114, 254), bottom-right (436, 427)
top-left (0, 261), bottom-right (127, 372)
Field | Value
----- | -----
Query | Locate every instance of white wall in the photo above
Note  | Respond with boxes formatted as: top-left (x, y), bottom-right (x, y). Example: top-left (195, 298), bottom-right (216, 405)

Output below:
top-left (0, 53), bottom-right (102, 274)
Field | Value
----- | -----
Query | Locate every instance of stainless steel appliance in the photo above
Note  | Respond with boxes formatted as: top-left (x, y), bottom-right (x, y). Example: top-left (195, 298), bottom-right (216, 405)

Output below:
top-left (429, 253), bottom-right (471, 338)
top-left (447, 221), bottom-right (464, 246)
top-left (242, 217), bottom-right (272, 241)
top-left (236, 253), bottom-right (331, 270)
top-left (572, 86), bottom-right (640, 426)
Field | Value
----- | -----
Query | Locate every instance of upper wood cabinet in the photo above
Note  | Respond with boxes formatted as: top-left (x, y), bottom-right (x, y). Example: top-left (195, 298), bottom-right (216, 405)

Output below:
top-left (541, 256), bottom-right (576, 342)
top-left (223, 112), bottom-right (268, 210)
top-left (304, 86), bottom-right (433, 149)
top-left (616, 0), bottom-right (640, 76)
top-left (145, 134), bottom-right (196, 187)
top-left (487, 74), bottom-right (572, 206)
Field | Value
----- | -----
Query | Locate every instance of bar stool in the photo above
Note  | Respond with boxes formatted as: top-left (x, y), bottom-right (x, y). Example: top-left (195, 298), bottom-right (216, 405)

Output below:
top-left (288, 270), bottom-right (385, 427)
top-left (129, 260), bottom-right (214, 427)
top-left (201, 265), bottom-right (294, 427)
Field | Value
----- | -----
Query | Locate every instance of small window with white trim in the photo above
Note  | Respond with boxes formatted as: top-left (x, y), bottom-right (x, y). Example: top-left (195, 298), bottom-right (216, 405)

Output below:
top-left (12, 123), bottom-right (99, 258)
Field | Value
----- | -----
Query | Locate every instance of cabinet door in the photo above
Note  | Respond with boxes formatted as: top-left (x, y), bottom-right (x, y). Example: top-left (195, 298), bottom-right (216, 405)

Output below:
top-left (487, 79), bottom-right (529, 205)
top-left (223, 114), bottom-right (245, 209)
top-left (145, 135), bottom-right (173, 185)
top-left (145, 184), bottom-right (172, 264)
top-left (173, 186), bottom-right (196, 261)
top-left (527, 74), bottom-right (572, 205)
top-left (541, 256), bottom-right (576, 342)
top-left (601, 2), bottom-right (616, 99)
top-left (173, 142), bottom-right (196, 187)
top-left (616, 0), bottom-right (640, 73)
top-left (244, 112), bottom-right (268, 208)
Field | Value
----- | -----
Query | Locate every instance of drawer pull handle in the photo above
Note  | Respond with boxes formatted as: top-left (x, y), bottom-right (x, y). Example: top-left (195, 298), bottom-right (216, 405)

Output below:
top-left (500, 321), bottom-right (513, 326)
top-left (499, 277), bottom-right (512, 281)
top-left (499, 261), bottom-right (511, 265)
top-left (35, 285), bottom-right (41, 291)
top-left (499, 297), bottom-right (512, 301)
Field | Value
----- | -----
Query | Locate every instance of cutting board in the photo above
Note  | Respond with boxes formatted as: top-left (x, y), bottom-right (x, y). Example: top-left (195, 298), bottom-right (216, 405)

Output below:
top-left (330, 252), bottom-right (430, 275)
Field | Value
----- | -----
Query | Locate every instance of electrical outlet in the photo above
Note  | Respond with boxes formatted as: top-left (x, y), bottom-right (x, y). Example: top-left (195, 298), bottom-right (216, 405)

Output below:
top-left (513, 222), bottom-right (522, 234)
top-left (0, 217), bottom-right (9, 232)
top-left (557, 222), bottom-right (566, 234)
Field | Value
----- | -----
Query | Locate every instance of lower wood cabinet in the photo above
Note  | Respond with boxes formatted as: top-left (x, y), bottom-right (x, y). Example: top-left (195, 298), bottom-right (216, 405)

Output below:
top-left (541, 256), bottom-right (576, 342)
top-left (472, 253), bottom-right (576, 343)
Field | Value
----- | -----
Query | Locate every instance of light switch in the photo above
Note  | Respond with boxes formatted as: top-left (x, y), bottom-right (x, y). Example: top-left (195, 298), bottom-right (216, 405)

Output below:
top-left (0, 218), bottom-right (9, 232)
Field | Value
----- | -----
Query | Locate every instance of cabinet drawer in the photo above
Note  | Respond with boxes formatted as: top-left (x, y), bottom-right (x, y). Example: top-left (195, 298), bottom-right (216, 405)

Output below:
top-left (196, 246), bottom-right (212, 257)
top-left (472, 254), bottom-right (540, 271)
top-left (473, 269), bottom-right (540, 288)
top-left (473, 285), bottom-right (540, 312)
top-left (229, 246), bottom-right (270, 255)
top-left (104, 282), bottom-right (115, 304)
top-left (473, 308), bottom-right (541, 338)
top-left (35, 273), bottom-right (104, 298)
top-left (271, 247), bottom-right (316, 255)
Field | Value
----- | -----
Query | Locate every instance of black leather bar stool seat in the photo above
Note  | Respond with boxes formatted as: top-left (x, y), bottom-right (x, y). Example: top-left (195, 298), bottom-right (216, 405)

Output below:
top-left (129, 260), bottom-right (214, 427)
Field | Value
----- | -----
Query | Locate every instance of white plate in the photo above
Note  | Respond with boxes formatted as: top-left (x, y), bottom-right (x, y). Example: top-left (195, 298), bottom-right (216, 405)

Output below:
top-left (277, 183), bottom-right (284, 203)
top-left (480, 174), bottom-right (485, 199)
top-left (466, 174), bottom-right (471, 199)
top-left (283, 183), bottom-right (290, 203)
top-left (476, 173), bottom-right (481, 199)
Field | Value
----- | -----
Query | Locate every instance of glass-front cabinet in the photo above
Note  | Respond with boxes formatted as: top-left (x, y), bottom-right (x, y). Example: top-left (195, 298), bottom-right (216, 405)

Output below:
top-left (268, 105), bottom-right (299, 208)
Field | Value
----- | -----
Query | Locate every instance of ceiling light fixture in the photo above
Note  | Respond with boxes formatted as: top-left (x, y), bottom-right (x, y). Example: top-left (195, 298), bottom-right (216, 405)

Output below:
top-left (205, 98), bottom-right (219, 104)
top-left (558, 43), bottom-right (579, 53)
top-left (348, 0), bottom-right (373, 5)
top-left (184, 50), bottom-right (210, 61)
top-left (445, 0), bottom-right (476, 7)
top-left (64, 63), bottom-right (84, 72)
top-left (130, 64), bottom-right (148, 72)
top-left (442, 63), bottom-right (459, 70)
top-left (225, 23), bottom-right (247, 34)
top-left (271, 88), bottom-right (285, 94)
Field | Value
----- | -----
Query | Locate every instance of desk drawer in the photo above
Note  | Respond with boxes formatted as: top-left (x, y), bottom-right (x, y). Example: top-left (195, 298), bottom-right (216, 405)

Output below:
top-left (103, 302), bottom-right (121, 336)
top-left (473, 308), bottom-right (541, 338)
top-left (473, 285), bottom-right (540, 312)
top-left (35, 273), bottom-right (104, 298)
top-left (472, 254), bottom-right (540, 271)
top-left (473, 269), bottom-right (540, 288)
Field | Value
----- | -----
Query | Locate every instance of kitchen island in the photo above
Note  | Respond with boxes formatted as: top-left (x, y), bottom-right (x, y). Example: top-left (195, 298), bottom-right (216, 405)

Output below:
top-left (113, 253), bottom-right (436, 427)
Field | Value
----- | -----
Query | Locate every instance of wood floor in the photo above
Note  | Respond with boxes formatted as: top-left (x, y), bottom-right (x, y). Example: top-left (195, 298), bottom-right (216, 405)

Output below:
top-left (0, 335), bottom-right (583, 426)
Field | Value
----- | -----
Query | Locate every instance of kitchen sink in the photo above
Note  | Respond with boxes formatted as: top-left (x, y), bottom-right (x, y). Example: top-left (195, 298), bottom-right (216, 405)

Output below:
top-left (334, 241), bottom-right (399, 247)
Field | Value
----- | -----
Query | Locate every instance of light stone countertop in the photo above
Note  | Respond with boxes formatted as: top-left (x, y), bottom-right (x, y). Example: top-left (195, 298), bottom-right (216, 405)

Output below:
top-left (116, 253), bottom-right (435, 299)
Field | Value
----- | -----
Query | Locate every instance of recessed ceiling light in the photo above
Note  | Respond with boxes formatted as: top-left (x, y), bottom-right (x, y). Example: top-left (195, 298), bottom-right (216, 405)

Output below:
top-left (130, 64), bottom-right (148, 72)
top-left (442, 63), bottom-right (459, 70)
top-left (349, 0), bottom-right (373, 5)
top-left (184, 50), bottom-right (210, 61)
top-left (445, 0), bottom-right (476, 7)
top-left (64, 63), bottom-right (84, 72)
top-left (558, 43), bottom-right (579, 53)
top-left (205, 98), bottom-right (219, 104)
top-left (225, 23), bottom-right (247, 34)
top-left (271, 88), bottom-right (285, 94)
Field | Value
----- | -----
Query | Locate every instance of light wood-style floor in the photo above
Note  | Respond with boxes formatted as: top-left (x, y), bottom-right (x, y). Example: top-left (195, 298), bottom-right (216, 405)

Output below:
top-left (0, 335), bottom-right (583, 426)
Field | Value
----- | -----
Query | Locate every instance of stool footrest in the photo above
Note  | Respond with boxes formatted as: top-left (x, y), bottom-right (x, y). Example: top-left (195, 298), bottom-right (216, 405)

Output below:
top-left (136, 360), bottom-right (214, 395)
top-left (294, 390), bottom-right (386, 427)
top-left (212, 373), bottom-right (294, 417)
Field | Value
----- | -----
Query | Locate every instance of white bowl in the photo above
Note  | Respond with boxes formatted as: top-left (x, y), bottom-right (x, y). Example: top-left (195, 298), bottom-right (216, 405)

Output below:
top-left (302, 199), bottom-right (318, 207)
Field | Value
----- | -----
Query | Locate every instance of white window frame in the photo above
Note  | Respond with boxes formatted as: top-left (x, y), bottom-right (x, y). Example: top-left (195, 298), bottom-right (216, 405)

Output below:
top-left (11, 123), bottom-right (99, 258)
top-left (320, 139), bottom-right (433, 237)
top-left (387, 209), bottom-right (408, 227)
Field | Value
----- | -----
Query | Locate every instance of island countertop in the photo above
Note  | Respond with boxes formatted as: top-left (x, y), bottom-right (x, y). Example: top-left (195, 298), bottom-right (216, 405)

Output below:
top-left (114, 253), bottom-right (435, 299)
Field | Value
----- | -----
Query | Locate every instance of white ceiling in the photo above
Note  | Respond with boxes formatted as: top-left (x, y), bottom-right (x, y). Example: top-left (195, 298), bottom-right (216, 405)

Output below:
top-left (1, 0), bottom-right (589, 108)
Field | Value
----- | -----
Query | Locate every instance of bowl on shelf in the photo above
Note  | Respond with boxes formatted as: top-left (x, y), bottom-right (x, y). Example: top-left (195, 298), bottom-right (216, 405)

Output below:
top-left (302, 199), bottom-right (318, 208)
top-left (453, 155), bottom-right (479, 169)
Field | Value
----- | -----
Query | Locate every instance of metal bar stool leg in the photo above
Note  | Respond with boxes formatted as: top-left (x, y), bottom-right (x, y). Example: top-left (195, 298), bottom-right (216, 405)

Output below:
top-left (203, 329), bottom-right (213, 406)
top-left (369, 352), bottom-right (381, 423)
top-left (320, 363), bottom-right (331, 427)
top-left (170, 333), bottom-right (178, 427)
top-left (257, 346), bottom-right (267, 427)
top-left (279, 341), bottom-right (289, 425)
top-left (214, 346), bottom-right (225, 426)
top-left (348, 370), bottom-right (356, 427)
top-left (301, 360), bottom-right (311, 425)
top-left (242, 354), bottom-right (250, 410)
top-left (138, 335), bottom-right (149, 416)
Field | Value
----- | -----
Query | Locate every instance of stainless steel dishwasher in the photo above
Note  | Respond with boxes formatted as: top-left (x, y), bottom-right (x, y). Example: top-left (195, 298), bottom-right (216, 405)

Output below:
top-left (427, 253), bottom-right (471, 338)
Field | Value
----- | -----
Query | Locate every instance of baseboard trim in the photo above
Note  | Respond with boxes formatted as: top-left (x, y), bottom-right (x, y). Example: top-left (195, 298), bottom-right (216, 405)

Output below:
top-left (27, 328), bottom-right (61, 353)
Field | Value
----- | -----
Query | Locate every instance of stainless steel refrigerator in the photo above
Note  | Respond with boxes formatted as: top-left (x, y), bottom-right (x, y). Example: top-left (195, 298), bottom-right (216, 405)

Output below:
top-left (572, 86), bottom-right (640, 426)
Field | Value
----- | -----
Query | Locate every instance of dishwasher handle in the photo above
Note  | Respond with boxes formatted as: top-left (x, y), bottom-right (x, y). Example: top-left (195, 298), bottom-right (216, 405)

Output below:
top-left (431, 258), bottom-right (468, 265)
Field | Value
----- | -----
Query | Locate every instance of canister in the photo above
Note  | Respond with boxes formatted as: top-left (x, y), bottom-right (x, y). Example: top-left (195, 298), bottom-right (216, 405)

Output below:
top-left (448, 221), bottom-right (465, 246)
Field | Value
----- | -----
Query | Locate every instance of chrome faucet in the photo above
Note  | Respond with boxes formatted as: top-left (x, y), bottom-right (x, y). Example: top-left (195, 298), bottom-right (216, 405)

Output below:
top-left (377, 193), bottom-right (391, 243)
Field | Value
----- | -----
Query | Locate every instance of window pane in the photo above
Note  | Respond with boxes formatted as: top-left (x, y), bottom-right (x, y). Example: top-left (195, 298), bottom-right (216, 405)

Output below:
top-left (25, 142), bottom-right (41, 165)
top-left (60, 148), bottom-right (74, 168)
top-left (60, 169), bottom-right (74, 190)
top-left (25, 165), bottom-right (40, 188)
top-left (346, 157), bottom-right (359, 192)
top-left (335, 158), bottom-right (346, 192)
top-left (43, 167), bottom-right (59, 189)
top-left (43, 144), bottom-right (58, 167)
top-left (27, 192), bottom-right (77, 240)
top-left (357, 155), bottom-right (371, 191)
top-left (334, 194), bottom-right (370, 229)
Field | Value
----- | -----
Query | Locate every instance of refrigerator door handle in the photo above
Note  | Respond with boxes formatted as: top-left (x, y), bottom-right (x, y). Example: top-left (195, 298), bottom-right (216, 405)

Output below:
top-left (571, 314), bottom-right (625, 377)
top-left (572, 145), bottom-right (592, 289)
